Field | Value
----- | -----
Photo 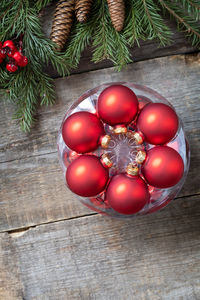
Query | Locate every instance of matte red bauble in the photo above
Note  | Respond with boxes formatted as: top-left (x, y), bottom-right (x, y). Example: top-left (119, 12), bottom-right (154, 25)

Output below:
top-left (66, 155), bottom-right (109, 197)
top-left (105, 174), bottom-right (149, 215)
top-left (97, 85), bottom-right (138, 126)
top-left (62, 111), bottom-right (105, 153)
top-left (137, 103), bottom-right (179, 145)
top-left (142, 146), bottom-right (184, 188)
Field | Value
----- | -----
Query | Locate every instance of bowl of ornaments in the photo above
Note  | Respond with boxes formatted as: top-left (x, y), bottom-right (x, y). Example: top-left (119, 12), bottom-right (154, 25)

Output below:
top-left (57, 83), bottom-right (190, 217)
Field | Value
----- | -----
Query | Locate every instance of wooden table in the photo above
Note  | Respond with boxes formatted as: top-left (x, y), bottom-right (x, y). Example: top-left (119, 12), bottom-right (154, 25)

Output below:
top-left (0, 7), bottom-right (200, 300)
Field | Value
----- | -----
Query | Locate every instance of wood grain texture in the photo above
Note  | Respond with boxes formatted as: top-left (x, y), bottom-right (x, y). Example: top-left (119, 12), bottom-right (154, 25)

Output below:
top-left (41, 4), bottom-right (198, 77)
top-left (0, 195), bottom-right (199, 300)
top-left (0, 54), bottom-right (200, 232)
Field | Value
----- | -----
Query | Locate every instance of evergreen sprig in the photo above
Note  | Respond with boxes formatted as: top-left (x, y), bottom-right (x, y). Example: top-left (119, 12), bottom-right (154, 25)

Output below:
top-left (0, 0), bottom-right (199, 131)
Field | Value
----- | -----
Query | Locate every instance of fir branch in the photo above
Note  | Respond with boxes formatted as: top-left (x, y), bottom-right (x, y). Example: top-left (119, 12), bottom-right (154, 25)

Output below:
top-left (159, 0), bottom-right (200, 47)
top-left (124, 3), bottom-right (142, 46)
top-left (179, 0), bottom-right (200, 20)
top-left (34, 0), bottom-right (53, 12)
top-left (6, 65), bottom-right (55, 131)
top-left (64, 21), bottom-right (93, 68)
top-left (92, 0), bottom-right (132, 70)
top-left (134, 0), bottom-right (171, 45)
top-left (0, 0), bottom-right (200, 132)
top-left (8, 66), bottom-right (39, 131)
top-left (23, 8), bottom-right (71, 76)
top-left (0, 0), bottom-right (71, 130)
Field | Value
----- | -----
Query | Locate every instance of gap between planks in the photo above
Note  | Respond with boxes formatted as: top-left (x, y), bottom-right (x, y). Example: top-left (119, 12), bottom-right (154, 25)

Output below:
top-left (4, 193), bottom-right (200, 236)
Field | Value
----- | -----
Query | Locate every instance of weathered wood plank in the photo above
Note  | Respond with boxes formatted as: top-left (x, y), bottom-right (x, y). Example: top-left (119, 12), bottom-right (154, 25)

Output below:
top-left (0, 54), bottom-right (200, 232)
top-left (0, 195), bottom-right (199, 300)
top-left (42, 4), bottom-right (198, 77)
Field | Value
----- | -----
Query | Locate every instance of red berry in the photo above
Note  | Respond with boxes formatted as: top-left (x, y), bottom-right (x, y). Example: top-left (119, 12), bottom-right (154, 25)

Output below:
top-left (3, 40), bottom-right (15, 51)
top-left (6, 63), bottom-right (18, 72)
top-left (7, 49), bottom-right (15, 58)
top-left (18, 56), bottom-right (28, 67)
top-left (0, 49), bottom-right (6, 59)
top-left (0, 41), bottom-right (2, 49)
top-left (13, 51), bottom-right (23, 64)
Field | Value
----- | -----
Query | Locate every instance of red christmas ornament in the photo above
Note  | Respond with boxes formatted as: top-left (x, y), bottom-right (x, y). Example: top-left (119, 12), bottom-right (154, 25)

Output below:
top-left (97, 85), bottom-right (138, 126)
top-left (66, 155), bottom-right (109, 197)
top-left (105, 173), bottom-right (149, 215)
top-left (6, 63), bottom-right (18, 72)
top-left (13, 51), bottom-right (23, 64)
top-left (137, 103), bottom-right (179, 145)
top-left (3, 40), bottom-right (15, 51)
top-left (18, 56), bottom-right (28, 67)
top-left (62, 111), bottom-right (105, 153)
top-left (142, 146), bottom-right (184, 188)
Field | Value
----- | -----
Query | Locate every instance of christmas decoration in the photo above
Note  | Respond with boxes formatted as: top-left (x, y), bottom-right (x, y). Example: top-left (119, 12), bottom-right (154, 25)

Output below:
top-left (6, 63), bottom-right (18, 73)
top-left (62, 111), bottom-right (110, 153)
top-left (51, 0), bottom-right (75, 51)
top-left (141, 146), bottom-right (184, 188)
top-left (107, 0), bottom-right (125, 32)
top-left (13, 51), bottom-right (23, 64)
top-left (1, 1), bottom-right (200, 131)
top-left (58, 82), bottom-right (190, 217)
top-left (17, 56), bottom-right (28, 67)
top-left (137, 103), bottom-right (179, 145)
top-left (105, 170), bottom-right (150, 215)
top-left (3, 40), bottom-right (16, 51)
top-left (97, 85), bottom-right (138, 128)
top-left (0, 39), bottom-right (28, 73)
top-left (66, 154), bottom-right (110, 197)
top-left (75, 0), bottom-right (93, 23)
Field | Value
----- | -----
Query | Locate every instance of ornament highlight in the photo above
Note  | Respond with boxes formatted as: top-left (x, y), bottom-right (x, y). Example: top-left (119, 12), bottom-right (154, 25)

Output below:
top-left (66, 155), bottom-right (110, 197)
top-left (141, 146), bottom-right (184, 188)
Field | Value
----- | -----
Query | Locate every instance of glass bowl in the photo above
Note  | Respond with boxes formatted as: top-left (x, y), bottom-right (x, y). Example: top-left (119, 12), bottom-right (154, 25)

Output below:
top-left (57, 82), bottom-right (190, 217)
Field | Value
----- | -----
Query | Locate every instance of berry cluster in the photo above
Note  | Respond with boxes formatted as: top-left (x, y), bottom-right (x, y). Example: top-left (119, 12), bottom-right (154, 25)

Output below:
top-left (0, 40), bottom-right (28, 73)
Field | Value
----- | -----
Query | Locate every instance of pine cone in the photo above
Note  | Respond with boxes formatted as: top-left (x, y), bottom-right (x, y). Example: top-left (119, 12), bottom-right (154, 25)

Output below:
top-left (107, 0), bottom-right (125, 32)
top-left (75, 0), bottom-right (93, 23)
top-left (51, 0), bottom-right (75, 51)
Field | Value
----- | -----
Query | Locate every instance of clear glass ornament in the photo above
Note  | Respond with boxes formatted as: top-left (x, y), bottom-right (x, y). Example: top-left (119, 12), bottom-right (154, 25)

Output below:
top-left (57, 82), bottom-right (190, 217)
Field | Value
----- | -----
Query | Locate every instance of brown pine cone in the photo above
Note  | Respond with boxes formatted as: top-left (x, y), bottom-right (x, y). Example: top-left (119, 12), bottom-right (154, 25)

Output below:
top-left (75, 0), bottom-right (93, 23)
top-left (51, 0), bottom-right (75, 51)
top-left (106, 0), bottom-right (125, 32)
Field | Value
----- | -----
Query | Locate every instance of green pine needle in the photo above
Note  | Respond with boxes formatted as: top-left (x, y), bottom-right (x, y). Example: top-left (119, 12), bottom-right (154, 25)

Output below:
top-left (159, 0), bottom-right (200, 47)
